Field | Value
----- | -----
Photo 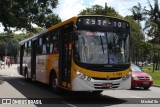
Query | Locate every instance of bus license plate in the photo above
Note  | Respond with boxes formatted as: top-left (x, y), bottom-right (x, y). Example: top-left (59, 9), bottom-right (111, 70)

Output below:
top-left (103, 83), bottom-right (112, 88)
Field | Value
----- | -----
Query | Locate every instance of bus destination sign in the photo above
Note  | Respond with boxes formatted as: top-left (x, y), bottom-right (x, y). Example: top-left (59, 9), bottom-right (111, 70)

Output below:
top-left (77, 16), bottom-right (130, 30)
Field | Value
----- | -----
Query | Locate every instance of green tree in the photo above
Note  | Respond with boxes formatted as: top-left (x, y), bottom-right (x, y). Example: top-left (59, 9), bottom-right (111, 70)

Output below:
top-left (124, 16), bottom-right (144, 63)
top-left (0, 0), bottom-right (61, 32)
top-left (143, 0), bottom-right (160, 71)
top-left (0, 32), bottom-right (24, 60)
top-left (131, 3), bottom-right (146, 64)
top-left (79, 4), bottom-right (121, 18)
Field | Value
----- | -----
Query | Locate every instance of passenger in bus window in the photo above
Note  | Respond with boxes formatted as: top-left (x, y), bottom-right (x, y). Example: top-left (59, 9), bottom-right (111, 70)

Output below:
top-left (37, 45), bottom-right (42, 54)
top-left (42, 44), bottom-right (46, 54)
top-left (53, 44), bottom-right (58, 53)
top-left (50, 43), bottom-right (53, 53)
top-left (46, 37), bottom-right (50, 54)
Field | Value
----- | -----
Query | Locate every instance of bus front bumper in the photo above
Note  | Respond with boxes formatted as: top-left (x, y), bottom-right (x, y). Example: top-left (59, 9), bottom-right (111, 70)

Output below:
top-left (71, 75), bottom-right (131, 91)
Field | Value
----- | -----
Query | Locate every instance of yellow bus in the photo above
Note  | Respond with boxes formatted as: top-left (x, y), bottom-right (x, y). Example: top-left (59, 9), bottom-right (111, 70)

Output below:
top-left (18, 15), bottom-right (131, 94)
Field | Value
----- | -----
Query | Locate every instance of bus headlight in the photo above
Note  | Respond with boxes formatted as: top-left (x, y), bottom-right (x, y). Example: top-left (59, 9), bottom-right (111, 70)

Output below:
top-left (74, 68), bottom-right (81, 76)
top-left (73, 68), bottom-right (92, 81)
top-left (80, 74), bottom-right (86, 80)
top-left (122, 73), bottom-right (131, 81)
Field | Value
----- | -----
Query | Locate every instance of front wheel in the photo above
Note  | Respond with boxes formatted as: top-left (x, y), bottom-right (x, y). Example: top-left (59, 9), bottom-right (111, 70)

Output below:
top-left (92, 91), bottom-right (103, 95)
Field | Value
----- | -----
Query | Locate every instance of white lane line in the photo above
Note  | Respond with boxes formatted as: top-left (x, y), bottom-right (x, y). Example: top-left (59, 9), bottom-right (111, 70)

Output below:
top-left (131, 96), bottom-right (142, 98)
top-left (62, 101), bottom-right (77, 107)
top-left (17, 81), bottom-right (25, 86)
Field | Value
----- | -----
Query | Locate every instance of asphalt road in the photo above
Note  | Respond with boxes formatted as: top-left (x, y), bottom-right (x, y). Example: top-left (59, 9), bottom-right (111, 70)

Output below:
top-left (0, 64), bottom-right (160, 107)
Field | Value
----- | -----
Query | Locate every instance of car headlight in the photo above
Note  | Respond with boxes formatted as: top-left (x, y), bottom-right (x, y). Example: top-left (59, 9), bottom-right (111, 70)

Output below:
top-left (149, 76), bottom-right (152, 80)
top-left (132, 75), bottom-right (139, 80)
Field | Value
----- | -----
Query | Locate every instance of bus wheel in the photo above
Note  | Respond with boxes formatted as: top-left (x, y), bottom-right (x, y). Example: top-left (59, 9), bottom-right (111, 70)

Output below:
top-left (92, 91), bottom-right (103, 95)
top-left (50, 74), bottom-right (60, 94)
top-left (24, 68), bottom-right (28, 80)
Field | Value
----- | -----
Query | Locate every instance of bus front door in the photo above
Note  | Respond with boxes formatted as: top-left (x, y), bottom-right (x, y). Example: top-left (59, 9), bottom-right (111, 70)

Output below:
top-left (59, 33), bottom-right (72, 88)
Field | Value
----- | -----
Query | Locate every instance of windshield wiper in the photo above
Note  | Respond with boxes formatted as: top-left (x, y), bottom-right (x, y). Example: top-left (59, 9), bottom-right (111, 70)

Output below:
top-left (99, 34), bottom-right (104, 54)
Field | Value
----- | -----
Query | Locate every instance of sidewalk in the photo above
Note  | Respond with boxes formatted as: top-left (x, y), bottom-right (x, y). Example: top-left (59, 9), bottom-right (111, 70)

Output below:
top-left (0, 64), bottom-right (20, 77)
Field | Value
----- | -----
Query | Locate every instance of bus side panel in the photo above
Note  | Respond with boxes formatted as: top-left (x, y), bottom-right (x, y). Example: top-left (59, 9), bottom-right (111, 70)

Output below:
top-left (36, 55), bottom-right (47, 83)
top-left (46, 54), bottom-right (59, 84)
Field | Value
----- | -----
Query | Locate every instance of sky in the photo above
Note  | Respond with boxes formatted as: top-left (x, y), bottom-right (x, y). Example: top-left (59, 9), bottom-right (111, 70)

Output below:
top-left (53, 0), bottom-right (152, 21)
top-left (0, 0), bottom-right (155, 33)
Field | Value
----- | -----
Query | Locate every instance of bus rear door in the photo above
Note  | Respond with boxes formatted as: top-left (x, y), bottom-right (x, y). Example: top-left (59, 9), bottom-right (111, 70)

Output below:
top-left (31, 40), bottom-right (36, 80)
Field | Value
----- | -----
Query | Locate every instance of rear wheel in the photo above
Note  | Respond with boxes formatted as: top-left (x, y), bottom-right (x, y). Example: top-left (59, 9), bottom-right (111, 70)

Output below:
top-left (24, 68), bottom-right (28, 80)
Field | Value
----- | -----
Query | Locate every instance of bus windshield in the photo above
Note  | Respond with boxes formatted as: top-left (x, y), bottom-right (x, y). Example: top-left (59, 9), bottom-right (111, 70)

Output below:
top-left (74, 30), bottom-right (129, 64)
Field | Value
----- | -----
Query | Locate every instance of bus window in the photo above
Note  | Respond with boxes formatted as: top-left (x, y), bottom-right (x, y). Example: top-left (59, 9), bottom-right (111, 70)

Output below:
top-left (37, 38), bottom-right (42, 54)
top-left (50, 31), bottom-right (59, 54)
top-left (50, 43), bottom-right (53, 53)
top-left (24, 42), bottom-right (28, 56)
top-left (46, 36), bottom-right (50, 54)
top-left (28, 41), bottom-right (31, 56)
top-left (42, 36), bottom-right (46, 54)
top-left (53, 43), bottom-right (58, 53)
top-left (42, 45), bottom-right (46, 54)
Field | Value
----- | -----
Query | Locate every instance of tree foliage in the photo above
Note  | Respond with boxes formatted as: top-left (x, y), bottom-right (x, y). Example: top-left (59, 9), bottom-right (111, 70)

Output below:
top-left (0, 33), bottom-right (25, 59)
top-left (124, 16), bottom-right (145, 63)
top-left (0, 0), bottom-right (61, 32)
top-left (132, 0), bottom-right (160, 71)
top-left (79, 5), bottom-right (121, 18)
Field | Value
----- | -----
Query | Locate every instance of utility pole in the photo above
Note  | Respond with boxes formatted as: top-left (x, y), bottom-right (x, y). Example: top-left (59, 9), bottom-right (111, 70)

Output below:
top-left (105, 3), bottom-right (107, 14)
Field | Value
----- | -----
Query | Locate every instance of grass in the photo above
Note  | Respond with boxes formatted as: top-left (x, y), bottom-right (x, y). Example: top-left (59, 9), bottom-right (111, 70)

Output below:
top-left (141, 64), bottom-right (160, 86)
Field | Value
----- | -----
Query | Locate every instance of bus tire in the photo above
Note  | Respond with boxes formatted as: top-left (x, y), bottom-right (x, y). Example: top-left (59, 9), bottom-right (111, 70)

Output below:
top-left (24, 67), bottom-right (28, 80)
top-left (92, 91), bottom-right (103, 95)
top-left (50, 73), bottom-right (60, 94)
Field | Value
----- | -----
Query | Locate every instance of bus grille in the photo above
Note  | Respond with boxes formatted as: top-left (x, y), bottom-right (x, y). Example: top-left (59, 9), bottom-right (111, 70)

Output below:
top-left (92, 77), bottom-right (121, 80)
top-left (94, 83), bottom-right (120, 89)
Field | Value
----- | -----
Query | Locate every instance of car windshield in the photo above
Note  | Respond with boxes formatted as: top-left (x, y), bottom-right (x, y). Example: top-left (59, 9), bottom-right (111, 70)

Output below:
top-left (74, 30), bottom-right (129, 64)
top-left (131, 65), bottom-right (143, 72)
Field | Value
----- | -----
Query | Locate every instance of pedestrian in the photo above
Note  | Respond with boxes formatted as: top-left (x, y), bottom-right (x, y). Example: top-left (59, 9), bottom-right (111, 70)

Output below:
top-left (4, 56), bottom-right (7, 65)
top-left (10, 59), bottom-right (12, 66)
top-left (2, 61), bottom-right (5, 69)
top-left (7, 58), bottom-right (11, 68)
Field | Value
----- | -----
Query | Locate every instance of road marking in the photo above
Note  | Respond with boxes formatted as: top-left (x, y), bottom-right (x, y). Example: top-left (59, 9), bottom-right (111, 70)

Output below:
top-left (17, 81), bottom-right (25, 86)
top-left (131, 96), bottom-right (142, 98)
top-left (62, 101), bottom-right (77, 107)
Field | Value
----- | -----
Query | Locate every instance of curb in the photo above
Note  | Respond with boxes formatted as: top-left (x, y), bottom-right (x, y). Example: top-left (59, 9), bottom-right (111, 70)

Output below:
top-left (152, 85), bottom-right (160, 87)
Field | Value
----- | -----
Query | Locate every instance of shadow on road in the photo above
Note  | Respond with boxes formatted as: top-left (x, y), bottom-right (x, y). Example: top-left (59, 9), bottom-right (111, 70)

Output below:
top-left (129, 87), bottom-right (152, 91)
top-left (0, 75), bottom-right (128, 107)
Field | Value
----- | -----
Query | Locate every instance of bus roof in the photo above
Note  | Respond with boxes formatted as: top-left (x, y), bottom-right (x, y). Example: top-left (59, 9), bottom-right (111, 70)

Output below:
top-left (19, 16), bottom-right (77, 45)
top-left (19, 15), bottom-right (129, 45)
